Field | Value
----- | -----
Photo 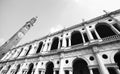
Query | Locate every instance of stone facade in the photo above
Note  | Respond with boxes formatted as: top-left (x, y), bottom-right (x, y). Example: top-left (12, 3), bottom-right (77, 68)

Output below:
top-left (1, 9), bottom-right (120, 74)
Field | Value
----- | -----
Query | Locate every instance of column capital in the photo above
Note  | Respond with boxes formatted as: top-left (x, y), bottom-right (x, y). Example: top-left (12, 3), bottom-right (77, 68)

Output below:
top-left (60, 53), bottom-right (64, 59)
top-left (92, 46), bottom-right (100, 53)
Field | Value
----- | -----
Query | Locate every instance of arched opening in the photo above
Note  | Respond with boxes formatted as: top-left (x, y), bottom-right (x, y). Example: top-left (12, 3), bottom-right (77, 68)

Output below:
top-left (27, 63), bottom-right (34, 74)
top-left (36, 42), bottom-right (43, 53)
top-left (72, 58), bottom-right (90, 74)
top-left (114, 52), bottom-right (120, 69)
top-left (25, 45), bottom-right (32, 56)
top-left (15, 64), bottom-right (20, 74)
top-left (50, 37), bottom-right (59, 50)
top-left (95, 22), bottom-right (116, 38)
top-left (71, 31), bottom-right (83, 46)
top-left (45, 61), bottom-right (54, 74)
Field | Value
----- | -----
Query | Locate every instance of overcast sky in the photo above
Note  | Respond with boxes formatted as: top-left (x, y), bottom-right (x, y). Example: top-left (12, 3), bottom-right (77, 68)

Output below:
top-left (0, 0), bottom-right (120, 46)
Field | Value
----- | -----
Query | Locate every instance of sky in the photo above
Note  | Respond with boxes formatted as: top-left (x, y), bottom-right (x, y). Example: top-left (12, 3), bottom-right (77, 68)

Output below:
top-left (0, 0), bottom-right (120, 46)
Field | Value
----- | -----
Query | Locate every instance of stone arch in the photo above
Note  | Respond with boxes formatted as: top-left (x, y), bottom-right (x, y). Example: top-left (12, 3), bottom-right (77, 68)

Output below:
top-left (27, 63), bottom-right (34, 74)
top-left (50, 37), bottom-right (59, 50)
top-left (15, 64), bottom-right (20, 74)
top-left (95, 22), bottom-right (116, 38)
top-left (36, 42), bottom-right (43, 53)
top-left (114, 51), bottom-right (120, 69)
top-left (45, 61), bottom-right (54, 74)
top-left (72, 58), bottom-right (90, 74)
top-left (71, 30), bottom-right (83, 46)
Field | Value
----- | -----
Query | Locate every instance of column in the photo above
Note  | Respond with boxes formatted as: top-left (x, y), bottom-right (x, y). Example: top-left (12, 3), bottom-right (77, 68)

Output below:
top-left (1, 51), bottom-right (10, 61)
top-left (47, 42), bottom-right (52, 51)
top-left (6, 64), bottom-right (15, 74)
top-left (62, 34), bottom-right (66, 47)
top-left (81, 32), bottom-right (86, 45)
top-left (109, 15), bottom-right (120, 34)
top-left (84, 24), bottom-right (94, 42)
top-left (42, 42), bottom-right (48, 53)
top-left (69, 70), bottom-right (72, 74)
top-left (28, 45), bottom-right (36, 56)
top-left (42, 70), bottom-right (45, 74)
top-left (89, 68), bottom-right (93, 74)
top-left (68, 37), bottom-right (71, 47)
top-left (114, 67), bottom-right (120, 74)
top-left (18, 47), bottom-right (28, 58)
top-left (31, 69), bottom-right (35, 74)
top-left (92, 47), bottom-right (109, 74)
top-left (11, 50), bottom-right (19, 59)
top-left (40, 43), bottom-right (45, 52)
top-left (53, 70), bottom-right (56, 74)
top-left (34, 65), bottom-right (39, 74)
top-left (18, 63), bottom-right (26, 74)
top-left (109, 23), bottom-right (120, 34)
top-left (94, 29), bottom-right (102, 41)
top-left (25, 70), bottom-right (28, 74)
top-left (5, 50), bottom-right (15, 60)
top-left (58, 38), bottom-right (61, 49)
top-left (59, 53), bottom-right (64, 74)
top-left (0, 66), bottom-right (6, 74)
top-left (8, 51), bottom-right (16, 60)
top-left (11, 49), bottom-right (23, 59)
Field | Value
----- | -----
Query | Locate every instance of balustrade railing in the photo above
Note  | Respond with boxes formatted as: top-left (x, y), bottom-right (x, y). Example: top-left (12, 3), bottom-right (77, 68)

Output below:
top-left (102, 34), bottom-right (120, 42)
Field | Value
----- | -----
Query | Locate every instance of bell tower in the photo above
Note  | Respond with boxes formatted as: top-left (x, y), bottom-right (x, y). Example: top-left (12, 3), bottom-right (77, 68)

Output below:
top-left (0, 17), bottom-right (37, 59)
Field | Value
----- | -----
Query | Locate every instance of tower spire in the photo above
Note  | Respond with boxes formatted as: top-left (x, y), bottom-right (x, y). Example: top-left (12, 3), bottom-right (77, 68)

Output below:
top-left (0, 17), bottom-right (37, 59)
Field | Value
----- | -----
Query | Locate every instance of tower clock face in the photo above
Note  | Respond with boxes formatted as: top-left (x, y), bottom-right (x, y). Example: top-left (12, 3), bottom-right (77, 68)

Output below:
top-left (18, 32), bottom-right (24, 38)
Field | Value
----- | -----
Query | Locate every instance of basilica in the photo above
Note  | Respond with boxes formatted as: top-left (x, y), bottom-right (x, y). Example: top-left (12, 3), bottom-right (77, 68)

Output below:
top-left (0, 9), bottom-right (120, 74)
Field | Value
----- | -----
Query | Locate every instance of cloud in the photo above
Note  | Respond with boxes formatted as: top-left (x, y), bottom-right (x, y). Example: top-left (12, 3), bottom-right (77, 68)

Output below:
top-left (0, 38), bottom-right (5, 46)
top-left (50, 24), bottom-right (64, 33)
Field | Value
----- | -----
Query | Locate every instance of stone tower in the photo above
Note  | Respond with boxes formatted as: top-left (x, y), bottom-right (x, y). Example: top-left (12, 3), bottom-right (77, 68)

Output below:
top-left (0, 17), bottom-right (37, 59)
